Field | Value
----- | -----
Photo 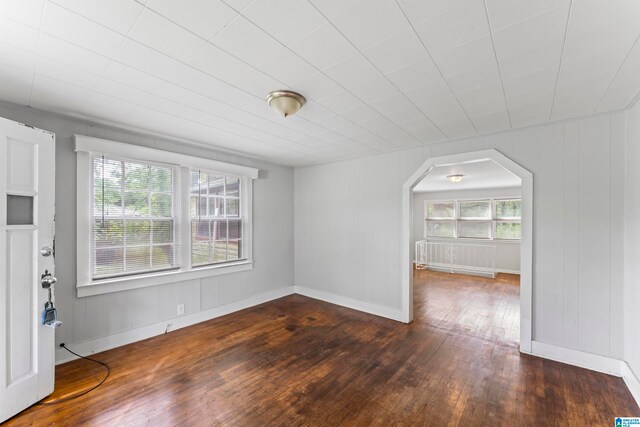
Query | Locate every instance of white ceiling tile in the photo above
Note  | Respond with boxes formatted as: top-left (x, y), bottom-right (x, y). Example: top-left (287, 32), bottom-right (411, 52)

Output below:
top-left (503, 68), bottom-right (557, 97)
top-left (212, 15), bottom-right (284, 66)
top-left (340, 104), bottom-right (380, 125)
top-left (400, 117), bottom-right (445, 141)
top-left (349, 76), bottom-right (399, 104)
top-left (50, 0), bottom-right (143, 34)
top-left (93, 78), bottom-right (153, 104)
top-left (403, 78), bottom-right (452, 105)
top-left (221, 0), bottom-right (255, 13)
top-left (0, 17), bottom-right (39, 51)
top-left (506, 85), bottom-right (555, 110)
top-left (242, 0), bottom-right (325, 45)
top-left (509, 102), bottom-right (551, 127)
top-left (497, 41), bottom-right (563, 79)
top-left (35, 55), bottom-right (101, 90)
top-left (446, 61), bottom-right (501, 93)
top-left (38, 33), bottom-right (112, 73)
top-left (492, 3), bottom-right (569, 59)
top-left (432, 117), bottom-right (476, 138)
top-left (469, 110), bottom-right (510, 133)
top-left (559, 49), bottom-right (628, 84)
top-left (562, 21), bottom-right (640, 64)
top-left (0, 42), bottom-right (35, 70)
top-left (385, 59), bottom-right (442, 91)
top-left (397, 0), bottom-right (466, 26)
top-left (331, 0), bottom-right (410, 51)
top-left (128, 9), bottom-right (206, 62)
top-left (41, 2), bottom-right (125, 57)
top-left (325, 55), bottom-right (380, 89)
top-left (295, 72), bottom-right (343, 101)
top-left (364, 28), bottom-right (426, 74)
top-left (486, 0), bottom-right (568, 32)
top-left (30, 73), bottom-right (91, 112)
top-left (146, 0), bottom-right (237, 40)
top-left (432, 36), bottom-right (495, 77)
top-left (289, 23), bottom-right (357, 70)
top-left (82, 92), bottom-right (135, 122)
top-left (316, 90), bottom-right (363, 113)
top-left (414, 0), bottom-right (489, 55)
top-left (597, 40), bottom-right (640, 110)
top-left (385, 106), bottom-right (427, 125)
top-left (418, 95), bottom-right (464, 118)
top-left (115, 39), bottom-right (182, 80)
top-left (258, 49), bottom-right (319, 86)
top-left (102, 61), bottom-right (165, 93)
top-left (456, 82), bottom-right (507, 116)
top-left (307, 0), bottom-right (362, 19)
top-left (568, 0), bottom-right (640, 37)
top-left (0, 0), bottom-right (44, 28)
top-left (370, 93), bottom-right (415, 116)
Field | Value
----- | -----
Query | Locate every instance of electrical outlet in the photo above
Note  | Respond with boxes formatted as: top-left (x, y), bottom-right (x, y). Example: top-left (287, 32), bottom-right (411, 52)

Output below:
top-left (177, 304), bottom-right (185, 316)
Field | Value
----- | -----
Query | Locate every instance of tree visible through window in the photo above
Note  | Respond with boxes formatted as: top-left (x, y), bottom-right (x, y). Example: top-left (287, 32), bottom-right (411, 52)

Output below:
top-left (92, 156), bottom-right (178, 279)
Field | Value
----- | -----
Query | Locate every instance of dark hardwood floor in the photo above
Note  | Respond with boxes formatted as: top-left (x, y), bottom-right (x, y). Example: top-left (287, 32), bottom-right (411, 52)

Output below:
top-left (6, 271), bottom-right (639, 426)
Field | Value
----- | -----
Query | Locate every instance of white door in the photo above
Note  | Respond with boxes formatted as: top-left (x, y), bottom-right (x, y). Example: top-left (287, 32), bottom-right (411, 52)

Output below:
top-left (0, 116), bottom-right (55, 422)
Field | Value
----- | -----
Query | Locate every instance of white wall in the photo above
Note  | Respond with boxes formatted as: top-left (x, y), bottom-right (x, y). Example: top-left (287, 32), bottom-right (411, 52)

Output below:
top-left (413, 187), bottom-right (521, 273)
top-left (295, 111), bottom-right (626, 360)
top-left (625, 100), bottom-right (640, 385)
top-left (0, 102), bottom-right (294, 362)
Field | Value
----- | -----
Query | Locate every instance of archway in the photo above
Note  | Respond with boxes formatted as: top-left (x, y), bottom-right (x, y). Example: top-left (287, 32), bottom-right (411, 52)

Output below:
top-left (401, 149), bottom-right (533, 352)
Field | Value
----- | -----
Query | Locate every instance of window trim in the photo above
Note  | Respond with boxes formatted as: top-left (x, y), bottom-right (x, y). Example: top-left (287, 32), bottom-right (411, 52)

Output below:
top-left (424, 197), bottom-right (521, 241)
top-left (75, 135), bottom-right (258, 298)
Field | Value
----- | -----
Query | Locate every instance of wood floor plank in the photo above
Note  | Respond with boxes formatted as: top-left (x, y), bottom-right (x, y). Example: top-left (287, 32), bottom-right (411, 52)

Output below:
top-left (4, 270), bottom-right (639, 426)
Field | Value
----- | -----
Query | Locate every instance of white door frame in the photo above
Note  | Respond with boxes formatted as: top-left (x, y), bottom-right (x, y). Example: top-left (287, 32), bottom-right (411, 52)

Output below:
top-left (401, 149), bottom-right (533, 353)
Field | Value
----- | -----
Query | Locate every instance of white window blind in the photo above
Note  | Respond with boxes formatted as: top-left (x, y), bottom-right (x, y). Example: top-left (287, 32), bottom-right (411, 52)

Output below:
top-left (91, 155), bottom-right (180, 279)
top-left (190, 170), bottom-right (243, 267)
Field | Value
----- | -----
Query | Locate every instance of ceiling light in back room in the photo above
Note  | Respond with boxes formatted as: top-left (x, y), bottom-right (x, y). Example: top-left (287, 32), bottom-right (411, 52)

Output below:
top-left (266, 90), bottom-right (306, 118)
top-left (447, 174), bottom-right (464, 183)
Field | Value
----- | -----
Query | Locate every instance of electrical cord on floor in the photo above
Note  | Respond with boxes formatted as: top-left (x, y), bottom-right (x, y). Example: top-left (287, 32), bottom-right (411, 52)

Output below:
top-left (38, 343), bottom-right (110, 405)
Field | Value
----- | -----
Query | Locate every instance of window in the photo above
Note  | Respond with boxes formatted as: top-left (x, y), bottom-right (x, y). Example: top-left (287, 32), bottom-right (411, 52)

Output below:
top-left (76, 135), bottom-right (258, 297)
top-left (424, 198), bottom-right (521, 240)
top-left (91, 156), bottom-right (179, 279)
top-left (425, 201), bottom-right (455, 238)
top-left (190, 171), bottom-right (244, 267)
top-left (494, 199), bottom-right (521, 240)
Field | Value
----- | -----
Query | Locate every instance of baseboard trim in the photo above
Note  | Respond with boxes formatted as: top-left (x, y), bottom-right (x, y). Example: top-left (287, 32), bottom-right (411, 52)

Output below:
top-left (294, 286), bottom-right (405, 322)
top-left (56, 286), bottom-right (295, 365)
top-left (528, 341), bottom-right (622, 376)
top-left (622, 363), bottom-right (640, 407)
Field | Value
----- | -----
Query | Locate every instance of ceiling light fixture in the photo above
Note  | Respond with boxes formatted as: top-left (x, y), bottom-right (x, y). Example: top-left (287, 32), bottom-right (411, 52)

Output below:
top-left (447, 174), bottom-right (464, 183)
top-left (266, 90), bottom-right (306, 118)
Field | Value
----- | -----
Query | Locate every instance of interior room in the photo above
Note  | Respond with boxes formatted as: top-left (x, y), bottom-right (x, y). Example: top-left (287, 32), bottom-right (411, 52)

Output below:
top-left (1, 0), bottom-right (640, 425)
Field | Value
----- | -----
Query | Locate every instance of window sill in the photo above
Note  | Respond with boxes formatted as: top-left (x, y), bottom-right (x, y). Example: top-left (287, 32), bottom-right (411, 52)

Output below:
top-left (77, 260), bottom-right (254, 297)
top-left (424, 237), bottom-right (521, 244)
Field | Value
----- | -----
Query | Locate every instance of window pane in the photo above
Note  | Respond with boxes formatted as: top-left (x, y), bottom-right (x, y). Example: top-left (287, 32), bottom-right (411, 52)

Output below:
top-left (213, 241), bottom-right (227, 263)
top-left (152, 245), bottom-right (173, 269)
top-left (151, 166), bottom-right (172, 192)
top-left (124, 192), bottom-right (149, 216)
top-left (426, 220), bottom-right (455, 238)
top-left (459, 200), bottom-right (491, 219)
top-left (496, 199), bottom-right (521, 219)
top-left (495, 222), bottom-right (521, 239)
top-left (211, 219), bottom-right (227, 240)
top-left (209, 176), bottom-right (224, 196)
top-left (125, 246), bottom-right (151, 272)
top-left (190, 195), bottom-right (199, 217)
top-left (190, 171), bottom-right (202, 194)
top-left (191, 221), bottom-right (210, 266)
top-left (226, 178), bottom-right (240, 197)
top-left (458, 221), bottom-right (491, 239)
top-left (94, 220), bottom-right (123, 247)
top-left (427, 201), bottom-right (454, 219)
top-left (150, 193), bottom-right (172, 217)
top-left (228, 220), bottom-right (241, 239)
top-left (227, 240), bottom-right (241, 260)
top-left (225, 198), bottom-right (239, 217)
top-left (152, 220), bottom-right (173, 244)
top-left (208, 197), bottom-right (224, 217)
top-left (124, 163), bottom-right (149, 191)
top-left (125, 220), bottom-right (151, 244)
top-left (94, 186), bottom-right (122, 216)
top-left (95, 247), bottom-right (123, 276)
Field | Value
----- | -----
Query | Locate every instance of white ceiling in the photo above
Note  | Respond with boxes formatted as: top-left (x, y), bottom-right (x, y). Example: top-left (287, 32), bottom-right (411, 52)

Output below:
top-left (0, 0), bottom-right (639, 167)
top-left (414, 159), bottom-right (521, 192)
